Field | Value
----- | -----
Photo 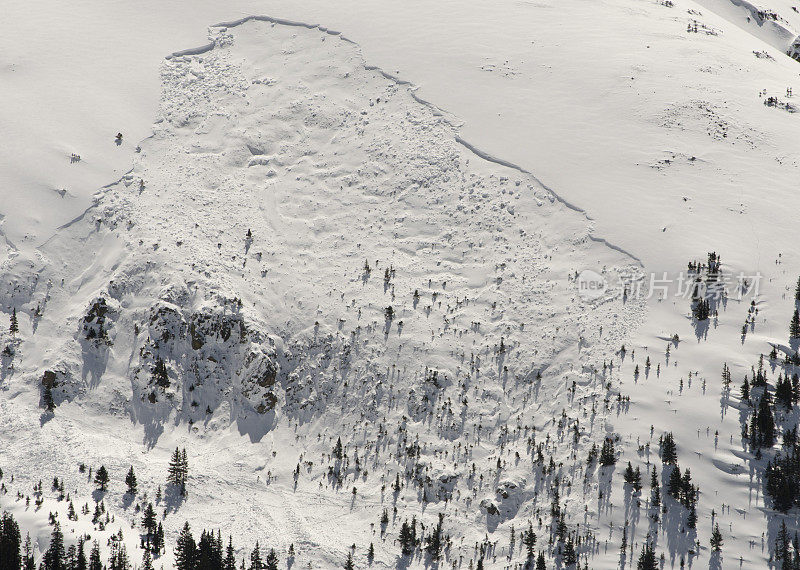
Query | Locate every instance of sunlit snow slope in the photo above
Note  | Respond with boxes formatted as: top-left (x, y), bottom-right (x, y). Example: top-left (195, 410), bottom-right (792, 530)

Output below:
top-left (0, 20), bottom-right (644, 568)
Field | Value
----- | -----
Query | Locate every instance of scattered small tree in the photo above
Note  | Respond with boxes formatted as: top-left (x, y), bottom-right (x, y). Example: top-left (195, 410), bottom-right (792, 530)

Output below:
top-left (791, 309), bottom-right (800, 339)
top-left (599, 438), bottom-right (616, 466)
top-left (125, 466), bottom-right (137, 495)
top-left (9, 309), bottom-right (18, 337)
top-left (710, 524), bottom-right (723, 552)
top-left (93, 466), bottom-right (109, 492)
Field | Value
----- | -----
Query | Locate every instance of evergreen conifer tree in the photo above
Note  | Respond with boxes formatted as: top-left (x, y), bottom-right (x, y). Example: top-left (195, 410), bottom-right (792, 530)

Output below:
top-left (75, 537), bottom-right (89, 570)
top-left (141, 549), bottom-right (153, 570)
top-left (522, 522), bottom-right (536, 562)
top-left (249, 542), bottom-right (263, 570)
top-left (650, 467), bottom-right (660, 509)
top-left (710, 524), bottom-right (723, 552)
top-left (0, 512), bottom-right (22, 570)
top-left (142, 502), bottom-right (157, 548)
top-left (76, 539), bottom-right (87, 570)
top-left (42, 522), bottom-right (65, 570)
top-left (563, 538), bottom-right (577, 565)
top-left (660, 433), bottom-right (677, 464)
top-left (88, 542), bottom-right (102, 570)
top-left (175, 522), bottom-right (196, 570)
top-left (599, 438), bottom-right (616, 466)
top-left (264, 548), bottom-right (278, 570)
top-left (154, 523), bottom-right (165, 554)
top-left (776, 375), bottom-right (794, 410)
top-left (687, 505), bottom-right (698, 529)
top-left (224, 537), bottom-right (237, 570)
top-left (637, 541), bottom-right (657, 570)
top-left (93, 466), bottom-right (109, 492)
top-left (23, 534), bottom-right (35, 570)
top-left (168, 447), bottom-right (189, 495)
top-left (425, 513), bottom-right (444, 560)
top-left (9, 309), bottom-right (18, 337)
top-left (667, 466), bottom-right (682, 498)
top-left (399, 520), bottom-right (415, 555)
top-left (125, 466), bottom-right (137, 495)
top-left (108, 541), bottom-right (129, 570)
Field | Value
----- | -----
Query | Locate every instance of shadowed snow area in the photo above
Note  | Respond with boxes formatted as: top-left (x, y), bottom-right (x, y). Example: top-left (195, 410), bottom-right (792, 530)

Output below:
top-left (0, 20), bottom-right (644, 567)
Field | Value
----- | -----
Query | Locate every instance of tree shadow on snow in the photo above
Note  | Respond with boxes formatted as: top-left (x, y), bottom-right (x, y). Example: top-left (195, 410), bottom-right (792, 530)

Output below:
top-left (162, 485), bottom-right (186, 515)
top-left (80, 341), bottom-right (110, 389)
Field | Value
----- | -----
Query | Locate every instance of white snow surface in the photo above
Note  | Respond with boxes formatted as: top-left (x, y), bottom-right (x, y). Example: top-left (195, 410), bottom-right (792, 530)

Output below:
top-left (3, 0), bottom-right (800, 568)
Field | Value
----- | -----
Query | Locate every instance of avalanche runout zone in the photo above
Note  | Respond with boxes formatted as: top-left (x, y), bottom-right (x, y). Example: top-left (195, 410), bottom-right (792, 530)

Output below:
top-left (0, 19), bottom-right (645, 567)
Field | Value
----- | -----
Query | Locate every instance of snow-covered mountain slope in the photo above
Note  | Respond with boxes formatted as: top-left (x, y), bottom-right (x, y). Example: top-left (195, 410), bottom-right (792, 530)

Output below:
top-left (4, 0), bottom-right (800, 568)
top-left (0, 18), bottom-right (644, 569)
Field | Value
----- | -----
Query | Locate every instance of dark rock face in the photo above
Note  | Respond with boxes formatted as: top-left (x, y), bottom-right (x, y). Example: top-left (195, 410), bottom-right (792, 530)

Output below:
top-left (256, 392), bottom-right (278, 414)
top-left (82, 297), bottom-right (114, 344)
top-left (41, 370), bottom-right (57, 389)
top-left (131, 299), bottom-right (280, 428)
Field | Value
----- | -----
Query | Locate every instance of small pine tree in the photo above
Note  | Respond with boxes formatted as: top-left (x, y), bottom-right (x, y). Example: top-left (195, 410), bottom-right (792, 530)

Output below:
top-left (563, 538), bottom-right (577, 565)
top-left (175, 523), bottom-right (196, 570)
top-left (9, 309), bottom-right (18, 337)
top-left (23, 533), bottom-right (35, 570)
top-left (154, 523), bottom-right (164, 554)
top-left (344, 552), bottom-right (354, 570)
top-left (141, 549), bottom-right (153, 570)
top-left (599, 438), bottom-right (616, 466)
top-left (660, 433), bottom-right (678, 464)
top-left (142, 503), bottom-right (157, 548)
top-left (424, 513), bottom-right (444, 560)
top-left (791, 309), bottom-right (800, 339)
top-left (43, 522), bottom-right (66, 570)
top-left (125, 466), bottom-right (137, 495)
top-left (168, 447), bottom-right (188, 495)
top-left (93, 466), bottom-right (109, 492)
top-left (265, 548), bottom-right (278, 570)
top-left (89, 542), bottom-right (102, 570)
top-left (710, 524), bottom-right (723, 552)
top-left (399, 520), bottom-right (416, 555)
top-left (650, 467), bottom-right (661, 509)
top-left (667, 466), bottom-right (682, 498)
top-left (0, 512), bottom-right (23, 570)
top-left (637, 540), bottom-right (657, 570)
top-left (620, 524), bottom-right (628, 553)
top-left (686, 504), bottom-right (698, 529)
top-left (224, 537), bottom-right (236, 570)
top-left (522, 522), bottom-right (536, 561)
top-left (76, 538), bottom-right (87, 570)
